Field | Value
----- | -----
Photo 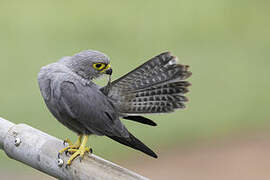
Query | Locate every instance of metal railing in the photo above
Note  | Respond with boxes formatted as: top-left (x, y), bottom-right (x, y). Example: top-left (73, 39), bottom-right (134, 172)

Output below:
top-left (0, 117), bottom-right (149, 180)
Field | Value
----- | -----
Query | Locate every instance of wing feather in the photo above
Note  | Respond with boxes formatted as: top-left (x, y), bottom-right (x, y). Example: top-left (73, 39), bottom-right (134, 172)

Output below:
top-left (60, 81), bottom-right (128, 137)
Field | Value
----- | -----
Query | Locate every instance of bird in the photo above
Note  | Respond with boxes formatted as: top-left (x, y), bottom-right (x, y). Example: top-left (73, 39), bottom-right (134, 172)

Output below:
top-left (38, 50), bottom-right (192, 165)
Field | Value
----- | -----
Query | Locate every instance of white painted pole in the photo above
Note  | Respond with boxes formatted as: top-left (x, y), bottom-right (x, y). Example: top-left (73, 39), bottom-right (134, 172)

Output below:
top-left (0, 117), bottom-right (149, 180)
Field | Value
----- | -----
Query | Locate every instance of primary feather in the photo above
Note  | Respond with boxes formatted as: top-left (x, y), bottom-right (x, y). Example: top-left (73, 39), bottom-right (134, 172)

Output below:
top-left (123, 116), bottom-right (157, 126)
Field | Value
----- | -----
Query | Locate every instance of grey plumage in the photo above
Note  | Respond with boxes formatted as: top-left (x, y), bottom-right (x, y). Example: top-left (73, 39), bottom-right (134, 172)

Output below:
top-left (38, 50), bottom-right (191, 159)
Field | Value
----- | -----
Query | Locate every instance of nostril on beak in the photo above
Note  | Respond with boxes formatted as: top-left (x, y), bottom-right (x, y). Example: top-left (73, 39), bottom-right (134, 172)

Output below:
top-left (105, 68), bottom-right (113, 75)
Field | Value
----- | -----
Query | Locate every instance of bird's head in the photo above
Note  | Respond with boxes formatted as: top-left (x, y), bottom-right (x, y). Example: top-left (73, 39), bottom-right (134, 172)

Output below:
top-left (59, 50), bottom-right (112, 80)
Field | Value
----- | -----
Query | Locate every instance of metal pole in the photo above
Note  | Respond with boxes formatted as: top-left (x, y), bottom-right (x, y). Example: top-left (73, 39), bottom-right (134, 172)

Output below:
top-left (0, 117), bottom-right (149, 180)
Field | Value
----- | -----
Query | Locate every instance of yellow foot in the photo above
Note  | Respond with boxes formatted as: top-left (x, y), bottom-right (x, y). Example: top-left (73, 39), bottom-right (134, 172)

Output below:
top-left (66, 135), bottom-right (91, 166)
top-left (66, 146), bottom-right (91, 165)
top-left (68, 147), bottom-right (92, 154)
top-left (58, 136), bottom-right (82, 157)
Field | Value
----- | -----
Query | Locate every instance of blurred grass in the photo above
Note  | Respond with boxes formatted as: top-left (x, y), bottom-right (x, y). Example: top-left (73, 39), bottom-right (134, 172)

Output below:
top-left (0, 0), bottom-right (270, 172)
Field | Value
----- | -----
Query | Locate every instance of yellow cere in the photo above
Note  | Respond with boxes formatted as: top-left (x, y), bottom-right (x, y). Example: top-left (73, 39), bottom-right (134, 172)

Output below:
top-left (100, 64), bottom-right (111, 73)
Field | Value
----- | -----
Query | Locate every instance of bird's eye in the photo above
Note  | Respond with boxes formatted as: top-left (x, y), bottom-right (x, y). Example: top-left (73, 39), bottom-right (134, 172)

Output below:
top-left (93, 63), bottom-right (105, 70)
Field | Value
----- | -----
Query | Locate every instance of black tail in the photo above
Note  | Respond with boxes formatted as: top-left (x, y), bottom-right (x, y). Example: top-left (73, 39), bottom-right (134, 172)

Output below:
top-left (107, 132), bottom-right (158, 158)
top-left (123, 116), bottom-right (157, 126)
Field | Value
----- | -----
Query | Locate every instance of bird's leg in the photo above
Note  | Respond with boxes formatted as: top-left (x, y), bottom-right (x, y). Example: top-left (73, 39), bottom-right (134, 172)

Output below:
top-left (58, 135), bottom-right (82, 155)
top-left (66, 135), bottom-right (92, 165)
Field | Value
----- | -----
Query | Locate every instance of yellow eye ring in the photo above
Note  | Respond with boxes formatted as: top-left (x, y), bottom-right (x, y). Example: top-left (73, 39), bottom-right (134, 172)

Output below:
top-left (93, 63), bottom-right (106, 71)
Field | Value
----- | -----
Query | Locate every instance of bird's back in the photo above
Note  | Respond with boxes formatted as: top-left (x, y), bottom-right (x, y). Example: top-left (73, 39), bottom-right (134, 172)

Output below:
top-left (38, 62), bottom-right (129, 136)
top-left (38, 63), bottom-right (88, 133)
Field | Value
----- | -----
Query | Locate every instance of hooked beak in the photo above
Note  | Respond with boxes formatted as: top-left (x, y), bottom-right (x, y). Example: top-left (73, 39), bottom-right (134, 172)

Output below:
top-left (100, 64), bottom-right (112, 75)
top-left (105, 68), bottom-right (113, 75)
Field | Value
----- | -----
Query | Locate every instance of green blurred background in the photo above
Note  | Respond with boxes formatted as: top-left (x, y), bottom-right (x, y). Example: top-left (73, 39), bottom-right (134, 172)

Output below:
top-left (0, 0), bottom-right (270, 179)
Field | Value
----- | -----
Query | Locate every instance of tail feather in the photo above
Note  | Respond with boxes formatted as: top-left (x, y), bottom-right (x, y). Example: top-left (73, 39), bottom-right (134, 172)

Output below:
top-left (107, 132), bottom-right (158, 158)
top-left (103, 52), bottom-right (191, 115)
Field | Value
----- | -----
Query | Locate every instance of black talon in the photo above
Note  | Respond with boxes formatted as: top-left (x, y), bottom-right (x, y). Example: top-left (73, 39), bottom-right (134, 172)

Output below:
top-left (65, 150), bottom-right (69, 156)
top-left (90, 148), bottom-right (93, 153)
top-left (58, 152), bottom-right (61, 159)
top-left (65, 164), bottom-right (70, 168)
